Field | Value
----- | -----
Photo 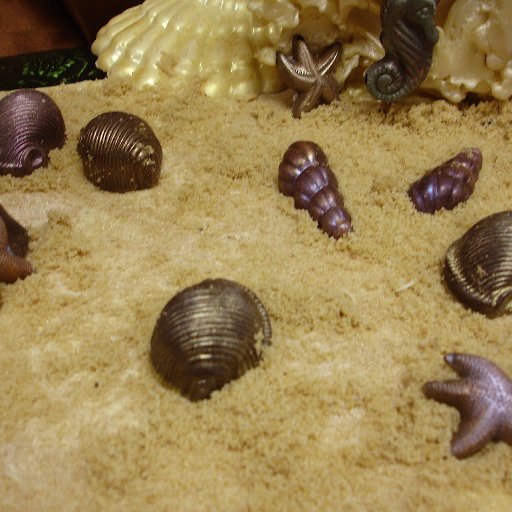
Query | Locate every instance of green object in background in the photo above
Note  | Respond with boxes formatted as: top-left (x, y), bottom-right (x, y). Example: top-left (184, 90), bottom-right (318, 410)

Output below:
top-left (0, 47), bottom-right (106, 90)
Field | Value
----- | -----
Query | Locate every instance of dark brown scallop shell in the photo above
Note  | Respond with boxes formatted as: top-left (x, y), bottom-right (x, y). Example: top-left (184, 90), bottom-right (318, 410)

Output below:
top-left (444, 211), bottom-right (512, 316)
top-left (77, 111), bottom-right (162, 192)
top-left (0, 89), bottom-right (66, 177)
top-left (150, 278), bottom-right (272, 401)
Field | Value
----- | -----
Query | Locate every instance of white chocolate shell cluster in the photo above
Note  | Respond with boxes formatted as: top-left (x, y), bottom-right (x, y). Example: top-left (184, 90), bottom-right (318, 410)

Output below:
top-left (92, 0), bottom-right (512, 102)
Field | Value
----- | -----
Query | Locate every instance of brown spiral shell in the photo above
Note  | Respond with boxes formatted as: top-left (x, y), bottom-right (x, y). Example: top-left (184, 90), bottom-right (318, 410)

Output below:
top-left (150, 278), bottom-right (272, 401)
top-left (0, 90), bottom-right (66, 177)
top-left (0, 204), bottom-right (33, 283)
top-left (77, 111), bottom-right (162, 192)
top-left (279, 141), bottom-right (352, 239)
top-left (408, 148), bottom-right (482, 214)
top-left (444, 211), bottom-right (512, 316)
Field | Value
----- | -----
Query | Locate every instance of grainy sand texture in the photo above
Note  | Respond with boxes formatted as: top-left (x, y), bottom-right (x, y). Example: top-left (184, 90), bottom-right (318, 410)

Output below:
top-left (1, 78), bottom-right (511, 511)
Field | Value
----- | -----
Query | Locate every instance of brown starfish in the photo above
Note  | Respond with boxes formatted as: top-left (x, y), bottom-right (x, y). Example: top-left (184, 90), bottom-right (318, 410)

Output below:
top-left (423, 353), bottom-right (512, 458)
top-left (276, 35), bottom-right (341, 118)
top-left (0, 204), bottom-right (33, 284)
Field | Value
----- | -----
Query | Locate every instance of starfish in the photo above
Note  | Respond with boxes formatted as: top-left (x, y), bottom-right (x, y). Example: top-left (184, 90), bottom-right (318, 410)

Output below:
top-left (423, 353), bottom-right (512, 459)
top-left (276, 35), bottom-right (341, 118)
top-left (0, 204), bottom-right (33, 284)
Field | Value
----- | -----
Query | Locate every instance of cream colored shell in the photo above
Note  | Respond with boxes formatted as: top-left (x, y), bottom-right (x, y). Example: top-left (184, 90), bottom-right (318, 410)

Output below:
top-left (92, 0), bottom-right (512, 102)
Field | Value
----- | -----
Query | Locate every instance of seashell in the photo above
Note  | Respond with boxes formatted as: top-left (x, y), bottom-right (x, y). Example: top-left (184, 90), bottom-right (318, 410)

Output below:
top-left (92, 0), bottom-right (280, 98)
top-left (0, 204), bottom-right (33, 284)
top-left (150, 278), bottom-right (272, 401)
top-left (365, 0), bottom-right (439, 101)
top-left (92, 0), bottom-right (512, 102)
top-left (77, 111), bottom-right (163, 193)
top-left (279, 141), bottom-right (352, 239)
top-left (408, 148), bottom-right (482, 214)
top-left (0, 90), bottom-right (66, 177)
top-left (444, 211), bottom-right (512, 316)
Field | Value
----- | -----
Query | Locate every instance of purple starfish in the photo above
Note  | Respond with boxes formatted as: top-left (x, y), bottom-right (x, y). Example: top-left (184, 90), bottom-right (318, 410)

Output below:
top-left (423, 353), bottom-right (512, 458)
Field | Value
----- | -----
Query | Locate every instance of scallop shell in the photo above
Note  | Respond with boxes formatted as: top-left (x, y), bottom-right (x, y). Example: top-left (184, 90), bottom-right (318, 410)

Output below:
top-left (92, 0), bottom-right (512, 102)
top-left (444, 211), bottom-right (512, 316)
top-left (77, 111), bottom-right (162, 193)
top-left (150, 278), bottom-right (272, 401)
top-left (0, 90), bottom-right (66, 177)
top-left (92, 0), bottom-right (282, 98)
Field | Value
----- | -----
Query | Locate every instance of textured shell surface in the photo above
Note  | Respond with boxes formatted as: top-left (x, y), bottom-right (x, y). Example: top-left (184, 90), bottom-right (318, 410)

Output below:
top-left (408, 147), bottom-right (482, 214)
top-left (278, 140), bottom-right (328, 197)
top-left (0, 89), bottom-right (66, 177)
top-left (77, 111), bottom-right (163, 193)
top-left (279, 140), bottom-right (352, 239)
top-left (444, 211), bottom-right (512, 316)
top-left (92, 0), bottom-right (512, 102)
top-left (150, 278), bottom-right (272, 401)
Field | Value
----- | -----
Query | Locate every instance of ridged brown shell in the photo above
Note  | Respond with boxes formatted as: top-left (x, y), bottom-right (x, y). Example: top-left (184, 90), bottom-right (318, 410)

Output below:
top-left (0, 90), bottom-right (66, 177)
top-left (77, 111), bottom-right (162, 192)
top-left (150, 278), bottom-right (272, 401)
top-left (444, 211), bottom-right (512, 316)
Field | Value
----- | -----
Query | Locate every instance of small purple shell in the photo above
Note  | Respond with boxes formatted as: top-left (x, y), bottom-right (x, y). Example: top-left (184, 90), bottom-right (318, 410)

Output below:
top-left (0, 90), bottom-right (66, 177)
top-left (279, 141), bottom-right (352, 239)
top-left (408, 148), bottom-right (482, 214)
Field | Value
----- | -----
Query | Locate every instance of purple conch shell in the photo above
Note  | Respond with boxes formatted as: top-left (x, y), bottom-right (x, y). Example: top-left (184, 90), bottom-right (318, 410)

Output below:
top-left (0, 90), bottom-right (66, 177)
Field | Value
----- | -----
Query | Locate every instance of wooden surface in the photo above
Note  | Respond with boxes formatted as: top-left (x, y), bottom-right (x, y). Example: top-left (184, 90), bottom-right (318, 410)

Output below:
top-left (0, 0), bottom-right (86, 57)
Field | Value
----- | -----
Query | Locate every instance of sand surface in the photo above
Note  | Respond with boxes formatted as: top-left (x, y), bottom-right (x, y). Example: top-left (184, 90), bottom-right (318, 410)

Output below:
top-left (1, 78), bottom-right (511, 511)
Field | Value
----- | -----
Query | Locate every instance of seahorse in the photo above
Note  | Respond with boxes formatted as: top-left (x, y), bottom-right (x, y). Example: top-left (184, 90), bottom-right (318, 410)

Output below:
top-left (365, 0), bottom-right (439, 101)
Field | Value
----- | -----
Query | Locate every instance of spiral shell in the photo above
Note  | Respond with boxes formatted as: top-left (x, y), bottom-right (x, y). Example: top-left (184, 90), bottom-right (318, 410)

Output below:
top-left (77, 111), bottom-right (162, 193)
top-left (150, 278), bottom-right (272, 401)
top-left (279, 141), bottom-right (352, 239)
top-left (0, 90), bottom-right (66, 177)
top-left (0, 204), bottom-right (33, 283)
top-left (444, 211), bottom-right (512, 316)
top-left (365, 0), bottom-right (439, 101)
top-left (408, 148), bottom-right (482, 214)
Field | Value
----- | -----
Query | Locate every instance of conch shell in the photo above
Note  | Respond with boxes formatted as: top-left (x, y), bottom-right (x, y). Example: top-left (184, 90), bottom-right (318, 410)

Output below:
top-left (93, 0), bottom-right (512, 102)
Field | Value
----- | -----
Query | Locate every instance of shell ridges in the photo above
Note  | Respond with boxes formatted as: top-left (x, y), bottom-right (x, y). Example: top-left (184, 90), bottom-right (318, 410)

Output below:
top-left (0, 90), bottom-right (66, 177)
top-left (77, 111), bottom-right (162, 193)
top-left (150, 278), bottom-right (271, 401)
top-left (444, 211), bottom-right (512, 316)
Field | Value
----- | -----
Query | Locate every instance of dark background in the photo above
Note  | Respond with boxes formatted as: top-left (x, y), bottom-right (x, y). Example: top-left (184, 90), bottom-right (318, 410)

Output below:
top-left (0, 0), bottom-right (140, 57)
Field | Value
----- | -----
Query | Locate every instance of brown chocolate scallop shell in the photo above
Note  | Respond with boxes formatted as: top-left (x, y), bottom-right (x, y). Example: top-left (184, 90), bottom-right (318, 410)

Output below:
top-left (77, 111), bottom-right (162, 192)
top-left (150, 278), bottom-right (272, 401)
top-left (444, 211), bottom-right (512, 316)
top-left (0, 90), bottom-right (66, 177)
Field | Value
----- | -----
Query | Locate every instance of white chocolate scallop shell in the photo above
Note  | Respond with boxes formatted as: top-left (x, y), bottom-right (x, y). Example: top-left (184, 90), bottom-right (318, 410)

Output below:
top-left (92, 0), bottom-right (512, 102)
top-left (92, 0), bottom-right (285, 98)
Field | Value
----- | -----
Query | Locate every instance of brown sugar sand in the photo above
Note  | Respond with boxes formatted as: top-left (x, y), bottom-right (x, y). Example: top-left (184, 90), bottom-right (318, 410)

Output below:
top-left (1, 78), bottom-right (511, 511)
